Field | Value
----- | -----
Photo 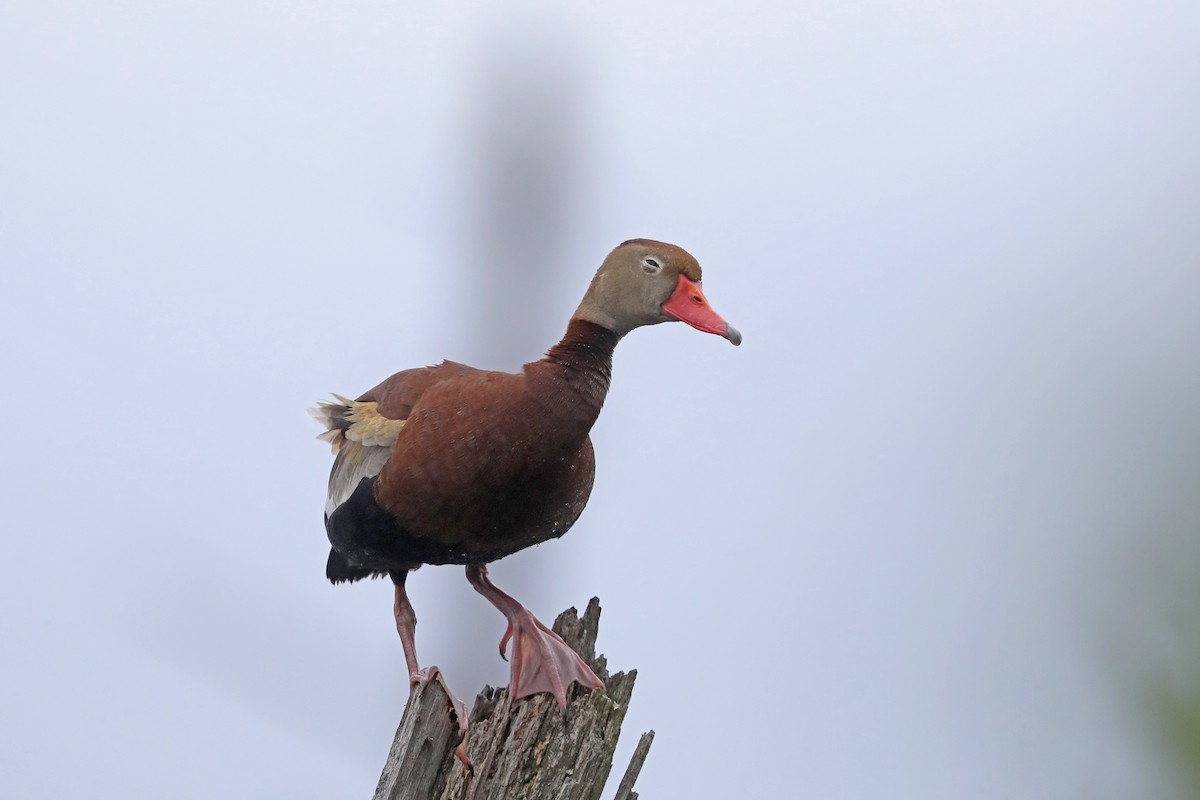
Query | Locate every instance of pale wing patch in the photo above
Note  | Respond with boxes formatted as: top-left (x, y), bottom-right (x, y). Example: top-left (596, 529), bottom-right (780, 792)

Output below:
top-left (326, 439), bottom-right (393, 516)
top-left (310, 395), bottom-right (407, 516)
top-left (342, 401), bottom-right (406, 447)
top-left (308, 395), bottom-right (406, 453)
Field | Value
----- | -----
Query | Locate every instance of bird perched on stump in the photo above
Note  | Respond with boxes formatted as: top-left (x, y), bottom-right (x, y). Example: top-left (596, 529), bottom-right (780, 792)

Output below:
top-left (310, 238), bottom-right (740, 722)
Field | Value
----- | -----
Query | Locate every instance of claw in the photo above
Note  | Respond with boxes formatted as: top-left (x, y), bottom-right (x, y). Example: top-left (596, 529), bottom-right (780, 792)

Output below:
top-left (499, 624), bottom-right (513, 662)
top-left (454, 742), bottom-right (471, 772)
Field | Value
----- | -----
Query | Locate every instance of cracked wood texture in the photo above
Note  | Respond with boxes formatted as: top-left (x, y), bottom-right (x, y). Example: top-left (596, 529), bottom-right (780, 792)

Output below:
top-left (372, 598), bottom-right (652, 800)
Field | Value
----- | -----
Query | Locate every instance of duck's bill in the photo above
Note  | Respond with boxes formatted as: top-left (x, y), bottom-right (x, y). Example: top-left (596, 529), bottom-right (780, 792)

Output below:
top-left (661, 274), bottom-right (742, 346)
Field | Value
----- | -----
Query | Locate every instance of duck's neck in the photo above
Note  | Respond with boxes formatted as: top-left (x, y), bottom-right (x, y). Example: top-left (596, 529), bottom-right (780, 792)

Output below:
top-left (528, 318), bottom-right (620, 428)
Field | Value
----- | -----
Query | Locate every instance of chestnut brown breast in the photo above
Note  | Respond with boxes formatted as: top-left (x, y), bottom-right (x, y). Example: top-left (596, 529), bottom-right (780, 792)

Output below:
top-left (324, 320), bottom-right (618, 574)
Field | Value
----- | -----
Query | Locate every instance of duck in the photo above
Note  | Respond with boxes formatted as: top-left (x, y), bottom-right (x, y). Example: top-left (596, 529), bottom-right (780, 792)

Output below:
top-left (310, 238), bottom-right (740, 719)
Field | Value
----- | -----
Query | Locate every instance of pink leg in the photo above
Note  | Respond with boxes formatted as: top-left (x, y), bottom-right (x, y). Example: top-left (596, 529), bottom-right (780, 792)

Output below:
top-left (392, 577), bottom-right (470, 767)
top-left (393, 581), bottom-right (425, 681)
top-left (466, 564), bottom-right (604, 706)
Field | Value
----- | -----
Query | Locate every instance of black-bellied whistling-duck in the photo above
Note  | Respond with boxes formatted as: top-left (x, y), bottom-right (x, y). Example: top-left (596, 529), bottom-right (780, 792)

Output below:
top-left (310, 239), bottom-right (740, 720)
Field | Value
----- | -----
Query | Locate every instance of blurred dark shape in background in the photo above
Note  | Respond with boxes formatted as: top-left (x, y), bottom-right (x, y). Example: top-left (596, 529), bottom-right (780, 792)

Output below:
top-left (439, 22), bottom-right (589, 695)
top-left (462, 48), bottom-right (584, 354)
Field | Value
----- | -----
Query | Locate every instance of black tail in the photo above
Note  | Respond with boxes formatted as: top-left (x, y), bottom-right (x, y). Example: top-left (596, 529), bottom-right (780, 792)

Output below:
top-left (326, 548), bottom-right (374, 584)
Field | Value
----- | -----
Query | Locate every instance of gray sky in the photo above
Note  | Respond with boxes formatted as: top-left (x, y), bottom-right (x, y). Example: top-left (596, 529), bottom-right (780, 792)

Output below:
top-left (3, 2), bottom-right (1199, 798)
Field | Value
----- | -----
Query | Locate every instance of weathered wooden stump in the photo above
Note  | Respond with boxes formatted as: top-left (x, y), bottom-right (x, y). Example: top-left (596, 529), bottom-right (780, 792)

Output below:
top-left (372, 598), bottom-right (653, 800)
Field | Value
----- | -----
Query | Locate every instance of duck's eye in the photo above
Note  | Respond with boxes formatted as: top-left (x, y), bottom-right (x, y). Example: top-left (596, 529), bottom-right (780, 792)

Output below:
top-left (642, 257), bottom-right (661, 274)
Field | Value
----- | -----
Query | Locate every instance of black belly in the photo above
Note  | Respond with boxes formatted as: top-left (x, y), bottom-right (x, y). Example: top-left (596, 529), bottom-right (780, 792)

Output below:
top-left (323, 474), bottom-right (587, 583)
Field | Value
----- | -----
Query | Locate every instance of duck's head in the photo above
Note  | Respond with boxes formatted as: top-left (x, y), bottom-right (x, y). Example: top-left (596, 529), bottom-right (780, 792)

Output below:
top-left (573, 239), bottom-right (742, 346)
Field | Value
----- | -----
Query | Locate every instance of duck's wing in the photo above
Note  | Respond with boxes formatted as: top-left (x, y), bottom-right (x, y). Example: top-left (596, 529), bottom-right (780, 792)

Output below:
top-left (308, 360), bottom-right (486, 517)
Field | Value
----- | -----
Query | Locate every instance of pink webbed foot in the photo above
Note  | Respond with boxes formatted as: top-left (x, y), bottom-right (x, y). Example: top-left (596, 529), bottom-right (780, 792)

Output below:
top-left (500, 607), bottom-right (605, 706)
top-left (408, 666), bottom-right (470, 769)
top-left (410, 667), bottom-right (468, 731)
top-left (467, 564), bottom-right (604, 707)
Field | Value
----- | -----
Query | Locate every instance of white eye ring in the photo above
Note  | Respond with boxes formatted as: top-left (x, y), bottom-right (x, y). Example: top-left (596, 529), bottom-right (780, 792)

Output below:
top-left (641, 257), bottom-right (662, 274)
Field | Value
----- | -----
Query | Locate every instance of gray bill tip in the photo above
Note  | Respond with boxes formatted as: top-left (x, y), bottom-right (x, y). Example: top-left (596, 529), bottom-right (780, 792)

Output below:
top-left (725, 324), bottom-right (743, 346)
